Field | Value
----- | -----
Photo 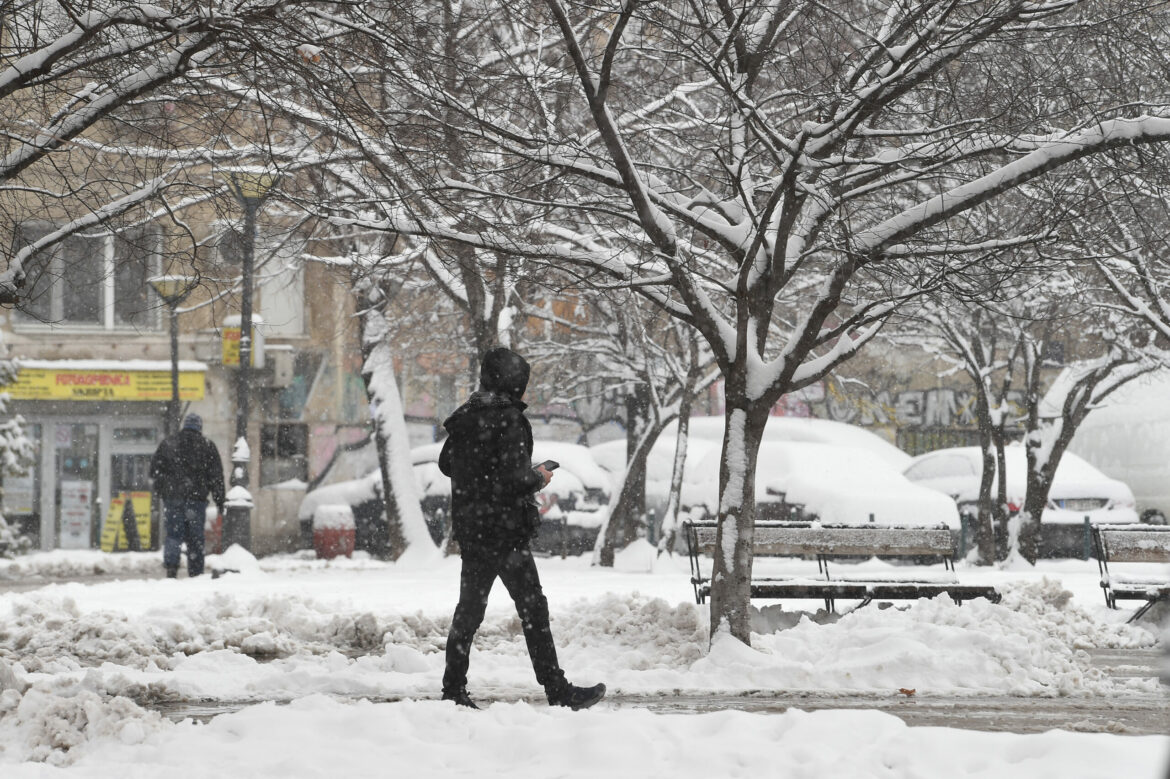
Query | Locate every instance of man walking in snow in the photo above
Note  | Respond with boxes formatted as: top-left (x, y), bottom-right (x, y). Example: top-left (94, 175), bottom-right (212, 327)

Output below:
top-left (439, 346), bottom-right (605, 710)
top-left (150, 414), bottom-right (226, 578)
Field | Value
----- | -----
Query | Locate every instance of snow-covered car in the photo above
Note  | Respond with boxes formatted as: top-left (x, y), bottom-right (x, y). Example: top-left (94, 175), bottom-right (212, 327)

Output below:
top-left (679, 439), bottom-right (959, 528)
top-left (902, 445), bottom-right (1139, 526)
top-left (410, 440), bottom-right (611, 555)
top-left (299, 440), bottom-right (611, 554)
top-left (591, 416), bottom-right (920, 523)
top-left (410, 440), bottom-right (611, 514)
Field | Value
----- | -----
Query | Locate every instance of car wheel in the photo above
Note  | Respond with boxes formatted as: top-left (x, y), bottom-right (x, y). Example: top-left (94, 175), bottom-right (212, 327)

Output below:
top-left (1141, 509), bottom-right (1167, 526)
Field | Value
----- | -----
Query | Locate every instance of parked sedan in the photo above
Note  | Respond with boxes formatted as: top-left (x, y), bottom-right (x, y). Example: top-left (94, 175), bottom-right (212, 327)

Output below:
top-left (410, 440), bottom-right (611, 515)
top-left (593, 416), bottom-right (928, 526)
top-left (680, 439), bottom-right (960, 528)
top-left (902, 445), bottom-right (1139, 525)
top-left (299, 441), bottom-right (612, 555)
top-left (411, 440), bottom-right (611, 554)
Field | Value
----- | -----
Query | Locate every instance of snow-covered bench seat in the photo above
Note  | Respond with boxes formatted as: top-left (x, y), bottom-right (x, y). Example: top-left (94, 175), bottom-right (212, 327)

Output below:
top-left (684, 520), bottom-right (999, 613)
top-left (1093, 524), bottom-right (1170, 622)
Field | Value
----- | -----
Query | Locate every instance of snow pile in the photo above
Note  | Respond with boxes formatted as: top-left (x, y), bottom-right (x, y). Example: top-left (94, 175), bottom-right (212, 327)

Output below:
top-left (0, 550), bottom-right (162, 581)
top-left (204, 544), bottom-right (264, 575)
top-left (734, 580), bottom-right (1157, 696)
top-left (2, 694), bottom-right (1164, 778)
top-left (0, 590), bottom-right (392, 676)
top-left (2, 581), bottom-right (1154, 707)
top-left (0, 666), bottom-right (167, 767)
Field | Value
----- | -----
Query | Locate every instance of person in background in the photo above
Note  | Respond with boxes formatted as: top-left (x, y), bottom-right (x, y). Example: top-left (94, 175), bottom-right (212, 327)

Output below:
top-left (439, 346), bottom-right (605, 711)
top-left (150, 413), bottom-right (226, 578)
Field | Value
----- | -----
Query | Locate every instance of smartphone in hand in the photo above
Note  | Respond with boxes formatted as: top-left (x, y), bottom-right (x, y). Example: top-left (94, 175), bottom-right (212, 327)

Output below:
top-left (535, 459), bottom-right (560, 471)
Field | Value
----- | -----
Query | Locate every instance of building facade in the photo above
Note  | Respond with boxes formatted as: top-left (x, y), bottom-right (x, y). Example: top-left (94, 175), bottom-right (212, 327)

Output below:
top-left (0, 237), bottom-right (371, 554)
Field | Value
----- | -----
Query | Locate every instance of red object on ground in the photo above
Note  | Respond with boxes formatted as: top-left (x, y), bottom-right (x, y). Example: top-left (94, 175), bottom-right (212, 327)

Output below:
top-left (314, 526), bottom-right (355, 559)
top-left (313, 504), bottom-right (356, 559)
top-left (205, 511), bottom-right (223, 555)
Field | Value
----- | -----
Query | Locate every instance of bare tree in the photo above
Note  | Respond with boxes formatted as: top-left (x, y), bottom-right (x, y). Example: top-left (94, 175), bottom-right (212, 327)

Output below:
top-left (526, 289), bottom-right (715, 564)
top-left (912, 300), bottom-right (1024, 563)
top-left (327, 0), bottom-right (1170, 644)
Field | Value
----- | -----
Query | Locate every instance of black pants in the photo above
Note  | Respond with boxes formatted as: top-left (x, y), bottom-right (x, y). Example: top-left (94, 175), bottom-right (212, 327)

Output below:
top-left (442, 546), bottom-right (565, 694)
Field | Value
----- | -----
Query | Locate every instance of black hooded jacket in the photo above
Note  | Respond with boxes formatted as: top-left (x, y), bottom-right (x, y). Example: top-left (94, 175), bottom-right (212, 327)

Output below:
top-left (150, 428), bottom-right (227, 510)
top-left (439, 347), bottom-right (544, 551)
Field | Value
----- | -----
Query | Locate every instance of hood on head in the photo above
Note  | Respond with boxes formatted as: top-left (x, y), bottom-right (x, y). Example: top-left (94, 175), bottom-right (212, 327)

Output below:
top-left (479, 346), bottom-right (530, 401)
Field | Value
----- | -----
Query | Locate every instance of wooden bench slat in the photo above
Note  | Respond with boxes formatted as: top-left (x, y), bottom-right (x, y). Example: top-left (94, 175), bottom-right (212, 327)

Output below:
top-left (685, 520), bottom-right (997, 611)
top-left (689, 524), bottom-right (955, 558)
top-left (1094, 525), bottom-right (1170, 620)
top-left (1098, 529), bottom-right (1170, 563)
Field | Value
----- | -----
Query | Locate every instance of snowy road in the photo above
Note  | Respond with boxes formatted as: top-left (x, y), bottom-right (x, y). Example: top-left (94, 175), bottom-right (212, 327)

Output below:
top-left (149, 648), bottom-right (1167, 735)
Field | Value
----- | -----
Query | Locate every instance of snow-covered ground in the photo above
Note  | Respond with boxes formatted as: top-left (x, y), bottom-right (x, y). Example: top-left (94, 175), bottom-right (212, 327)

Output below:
top-left (0, 543), bottom-right (1167, 777)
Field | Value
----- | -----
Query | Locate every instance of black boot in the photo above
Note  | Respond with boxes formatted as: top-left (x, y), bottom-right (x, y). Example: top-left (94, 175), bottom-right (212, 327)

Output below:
top-left (441, 688), bottom-right (480, 709)
top-left (546, 682), bottom-right (606, 711)
top-left (165, 566), bottom-right (178, 579)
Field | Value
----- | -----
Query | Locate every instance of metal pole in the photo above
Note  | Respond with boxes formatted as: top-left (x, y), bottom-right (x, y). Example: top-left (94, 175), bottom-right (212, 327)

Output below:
top-left (224, 193), bottom-right (257, 552)
top-left (236, 197), bottom-right (255, 449)
top-left (168, 303), bottom-right (180, 437)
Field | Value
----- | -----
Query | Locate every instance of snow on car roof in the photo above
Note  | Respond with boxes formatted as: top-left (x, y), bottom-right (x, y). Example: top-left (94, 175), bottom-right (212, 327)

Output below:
top-left (661, 416), bottom-right (911, 469)
top-left (907, 445), bottom-right (1132, 500)
top-left (680, 440), bottom-right (958, 527)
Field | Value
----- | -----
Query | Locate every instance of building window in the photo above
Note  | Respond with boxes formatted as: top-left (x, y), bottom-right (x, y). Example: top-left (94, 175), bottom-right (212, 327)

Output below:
top-left (13, 223), bottom-right (160, 329)
top-left (260, 423), bottom-right (309, 486)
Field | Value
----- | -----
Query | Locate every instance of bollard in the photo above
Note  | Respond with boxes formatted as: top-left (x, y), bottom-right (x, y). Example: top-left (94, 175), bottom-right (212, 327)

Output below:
top-left (1083, 515), bottom-right (1092, 561)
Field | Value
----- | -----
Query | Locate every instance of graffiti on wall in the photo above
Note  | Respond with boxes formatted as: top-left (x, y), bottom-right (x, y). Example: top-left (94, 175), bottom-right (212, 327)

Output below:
top-left (819, 379), bottom-right (1026, 429)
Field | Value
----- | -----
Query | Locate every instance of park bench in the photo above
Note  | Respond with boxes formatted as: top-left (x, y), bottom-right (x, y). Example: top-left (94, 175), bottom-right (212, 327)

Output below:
top-left (684, 519), bottom-right (1000, 613)
top-left (1092, 524), bottom-right (1170, 622)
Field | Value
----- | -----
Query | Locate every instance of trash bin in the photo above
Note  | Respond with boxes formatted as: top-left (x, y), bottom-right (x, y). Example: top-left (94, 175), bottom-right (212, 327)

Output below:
top-left (313, 504), bottom-right (356, 559)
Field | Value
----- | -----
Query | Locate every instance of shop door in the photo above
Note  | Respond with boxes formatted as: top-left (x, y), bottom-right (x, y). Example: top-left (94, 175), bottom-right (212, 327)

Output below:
top-left (55, 423), bottom-right (99, 549)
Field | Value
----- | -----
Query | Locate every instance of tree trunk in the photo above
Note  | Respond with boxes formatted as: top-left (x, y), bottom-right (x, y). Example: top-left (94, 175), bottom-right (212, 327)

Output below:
top-left (1020, 424), bottom-right (1075, 564)
top-left (992, 428), bottom-right (1011, 560)
top-left (972, 386), bottom-right (998, 564)
top-left (597, 383), bottom-right (653, 565)
top-left (360, 344), bottom-right (409, 559)
top-left (356, 281), bottom-right (434, 560)
top-left (659, 369), bottom-right (699, 556)
top-left (974, 439), bottom-right (997, 565)
top-left (707, 391), bottom-right (769, 645)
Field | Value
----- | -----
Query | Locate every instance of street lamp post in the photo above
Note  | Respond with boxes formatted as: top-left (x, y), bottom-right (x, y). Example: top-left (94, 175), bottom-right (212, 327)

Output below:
top-left (148, 275), bottom-right (195, 436)
top-left (224, 171), bottom-right (279, 552)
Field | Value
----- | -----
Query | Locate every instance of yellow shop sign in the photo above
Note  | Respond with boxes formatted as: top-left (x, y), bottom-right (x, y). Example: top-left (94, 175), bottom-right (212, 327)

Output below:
top-left (6, 367), bottom-right (205, 401)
